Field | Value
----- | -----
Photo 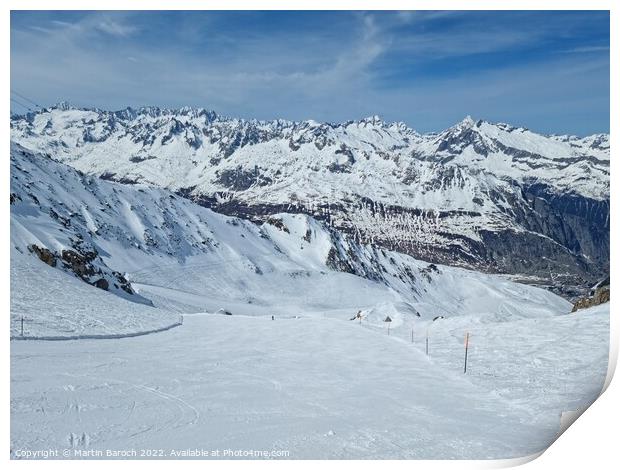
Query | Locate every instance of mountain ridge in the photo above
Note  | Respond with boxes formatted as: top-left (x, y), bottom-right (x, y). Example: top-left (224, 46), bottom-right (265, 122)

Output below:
top-left (11, 101), bottom-right (610, 140)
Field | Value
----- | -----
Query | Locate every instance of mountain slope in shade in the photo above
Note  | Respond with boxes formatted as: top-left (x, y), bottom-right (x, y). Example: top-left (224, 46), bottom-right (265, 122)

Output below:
top-left (10, 105), bottom-right (610, 297)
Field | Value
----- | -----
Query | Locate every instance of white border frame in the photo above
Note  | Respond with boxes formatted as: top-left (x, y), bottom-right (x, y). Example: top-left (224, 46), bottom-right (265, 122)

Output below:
top-left (2, 2), bottom-right (616, 469)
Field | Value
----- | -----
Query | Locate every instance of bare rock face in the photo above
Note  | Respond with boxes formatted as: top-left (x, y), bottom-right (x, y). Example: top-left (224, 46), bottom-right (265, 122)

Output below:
top-left (28, 244), bottom-right (56, 267)
top-left (61, 249), bottom-right (97, 279)
top-left (572, 277), bottom-right (610, 312)
top-left (113, 271), bottom-right (135, 295)
top-left (26, 243), bottom-right (134, 297)
top-left (92, 278), bottom-right (109, 290)
top-left (265, 217), bottom-right (290, 233)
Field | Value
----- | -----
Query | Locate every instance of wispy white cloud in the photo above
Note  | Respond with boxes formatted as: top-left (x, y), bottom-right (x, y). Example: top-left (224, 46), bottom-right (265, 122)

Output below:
top-left (50, 20), bottom-right (73, 27)
top-left (28, 13), bottom-right (139, 38)
top-left (560, 45), bottom-right (609, 54)
top-left (95, 18), bottom-right (137, 37)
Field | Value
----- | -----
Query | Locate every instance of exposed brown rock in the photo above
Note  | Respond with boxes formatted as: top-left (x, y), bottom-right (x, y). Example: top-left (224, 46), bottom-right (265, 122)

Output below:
top-left (92, 278), bottom-right (109, 290)
top-left (113, 271), bottom-right (135, 294)
top-left (61, 249), bottom-right (97, 278)
top-left (572, 285), bottom-right (610, 312)
top-left (265, 217), bottom-right (289, 233)
top-left (28, 244), bottom-right (56, 267)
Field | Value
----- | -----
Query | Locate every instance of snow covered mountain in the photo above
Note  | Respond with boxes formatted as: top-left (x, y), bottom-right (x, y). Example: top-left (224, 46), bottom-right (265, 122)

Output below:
top-left (10, 105), bottom-right (610, 297)
top-left (10, 142), bottom-right (569, 337)
top-left (10, 132), bottom-right (609, 460)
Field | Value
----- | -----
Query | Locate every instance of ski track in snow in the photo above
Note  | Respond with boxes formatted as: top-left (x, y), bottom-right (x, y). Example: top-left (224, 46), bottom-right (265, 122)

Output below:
top-left (10, 305), bottom-right (609, 459)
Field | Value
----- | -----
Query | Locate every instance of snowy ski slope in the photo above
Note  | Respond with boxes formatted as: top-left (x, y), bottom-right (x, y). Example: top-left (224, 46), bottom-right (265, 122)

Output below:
top-left (10, 305), bottom-right (609, 459)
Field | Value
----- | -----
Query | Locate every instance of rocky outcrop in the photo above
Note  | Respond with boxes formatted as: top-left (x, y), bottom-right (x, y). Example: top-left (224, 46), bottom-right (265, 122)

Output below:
top-left (265, 217), bottom-right (290, 233)
top-left (572, 277), bottom-right (610, 312)
top-left (92, 278), bottom-right (109, 290)
top-left (28, 244), bottom-right (56, 267)
top-left (61, 248), bottom-right (97, 278)
top-left (27, 244), bottom-right (136, 295)
top-left (216, 166), bottom-right (273, 191)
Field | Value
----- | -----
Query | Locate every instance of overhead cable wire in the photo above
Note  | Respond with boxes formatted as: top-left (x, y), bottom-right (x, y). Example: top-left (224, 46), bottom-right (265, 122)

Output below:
top-left (11, 89), bottom-right (41, 108)
top-left (10, 97), bottom-right (33, 112)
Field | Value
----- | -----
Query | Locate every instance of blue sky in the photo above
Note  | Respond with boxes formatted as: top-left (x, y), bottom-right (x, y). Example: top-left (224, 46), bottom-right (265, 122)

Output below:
top-left (10, 10), bottom-right (610, 135)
